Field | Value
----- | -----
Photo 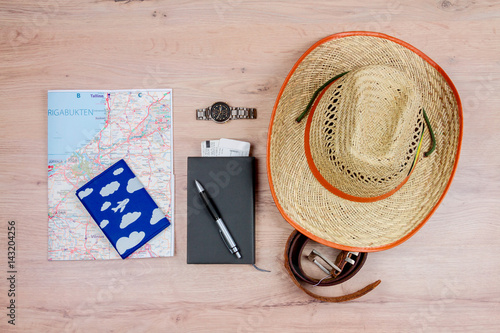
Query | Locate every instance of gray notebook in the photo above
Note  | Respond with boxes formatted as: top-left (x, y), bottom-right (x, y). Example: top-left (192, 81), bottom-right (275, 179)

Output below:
top-left (187, 157), bottom-right (255, 264)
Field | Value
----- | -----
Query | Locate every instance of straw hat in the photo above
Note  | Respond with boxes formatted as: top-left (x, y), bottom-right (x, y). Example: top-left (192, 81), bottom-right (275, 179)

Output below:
top-left (267, 32), bottom-right (463, 252)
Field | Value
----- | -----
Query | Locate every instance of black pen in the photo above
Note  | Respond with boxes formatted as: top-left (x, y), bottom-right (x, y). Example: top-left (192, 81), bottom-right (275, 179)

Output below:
top-left (194, 180), bottom-right (242, 259)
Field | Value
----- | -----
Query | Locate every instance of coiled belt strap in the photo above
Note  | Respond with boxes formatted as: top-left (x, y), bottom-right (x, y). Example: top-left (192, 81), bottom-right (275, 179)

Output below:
top-left (284, 230), bottom-right (381, 302)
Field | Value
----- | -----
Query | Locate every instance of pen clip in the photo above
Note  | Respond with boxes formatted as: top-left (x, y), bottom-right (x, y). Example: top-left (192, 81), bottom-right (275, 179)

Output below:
top-left (219, 229), bottom-right (233, 253)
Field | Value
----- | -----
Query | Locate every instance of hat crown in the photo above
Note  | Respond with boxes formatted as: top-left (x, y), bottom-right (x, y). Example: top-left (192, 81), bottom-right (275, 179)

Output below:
top-left (349, 67), bottom-right (417, 161)
top-left (307, 65), bottom-right (425, 200)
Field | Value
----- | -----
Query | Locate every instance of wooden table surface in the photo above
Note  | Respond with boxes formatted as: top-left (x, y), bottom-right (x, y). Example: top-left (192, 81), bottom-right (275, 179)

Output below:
top-left (1, 1), bottom-right (499, 332)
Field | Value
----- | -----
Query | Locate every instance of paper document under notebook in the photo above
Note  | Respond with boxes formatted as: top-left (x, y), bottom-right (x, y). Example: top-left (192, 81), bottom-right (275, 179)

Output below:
top-left (201, 138), bottom-right (250, 156)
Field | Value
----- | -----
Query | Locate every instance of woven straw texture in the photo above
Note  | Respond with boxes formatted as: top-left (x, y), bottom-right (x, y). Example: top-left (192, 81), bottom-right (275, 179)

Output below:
top-left (268, 34), bottom-right (461, 250)
top-left (308, 65), bottom-right (425, 199)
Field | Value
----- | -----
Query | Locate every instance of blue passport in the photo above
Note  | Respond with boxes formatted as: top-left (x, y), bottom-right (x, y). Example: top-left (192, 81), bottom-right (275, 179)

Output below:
top-left (76, 159), bottom-right (171, 259)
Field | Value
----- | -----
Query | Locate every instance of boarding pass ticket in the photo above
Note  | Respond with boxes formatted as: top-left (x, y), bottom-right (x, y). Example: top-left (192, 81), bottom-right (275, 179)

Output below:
top-left (201, 138), bottom-right (250, 157)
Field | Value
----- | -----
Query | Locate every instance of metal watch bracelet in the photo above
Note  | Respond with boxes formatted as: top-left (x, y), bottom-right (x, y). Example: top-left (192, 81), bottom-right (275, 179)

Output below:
top-left (196, 107), bottom-right (257, 120)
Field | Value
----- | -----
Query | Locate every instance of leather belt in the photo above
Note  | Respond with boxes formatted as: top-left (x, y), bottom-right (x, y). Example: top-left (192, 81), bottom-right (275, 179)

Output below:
top-left (284, 230), bottom-right (381, 302)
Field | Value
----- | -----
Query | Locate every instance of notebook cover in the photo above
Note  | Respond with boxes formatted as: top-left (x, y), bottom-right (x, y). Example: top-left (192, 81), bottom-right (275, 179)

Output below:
top-left (76, 159), bottom-right (171, 259)
top-left (187, 157), bottom-right (255, 264)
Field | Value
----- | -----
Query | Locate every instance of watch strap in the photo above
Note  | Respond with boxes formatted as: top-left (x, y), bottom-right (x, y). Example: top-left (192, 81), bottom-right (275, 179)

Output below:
top-left (196, 107), bottom-right (211, 120)
top-left (230, 107), bottom-right (257, 120)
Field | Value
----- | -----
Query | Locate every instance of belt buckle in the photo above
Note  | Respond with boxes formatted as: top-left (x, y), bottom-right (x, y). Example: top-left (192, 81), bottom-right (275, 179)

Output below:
top-left (343, 251), bottom-right (359, 265)
top-left (307, 249), bottom-right (342, 277)
top-left (307, 249), bottom-right (359, 277)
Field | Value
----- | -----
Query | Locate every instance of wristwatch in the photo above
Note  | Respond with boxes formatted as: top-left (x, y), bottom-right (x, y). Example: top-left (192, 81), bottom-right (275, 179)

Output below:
top-left (196, 102), bottom-right (257, 124)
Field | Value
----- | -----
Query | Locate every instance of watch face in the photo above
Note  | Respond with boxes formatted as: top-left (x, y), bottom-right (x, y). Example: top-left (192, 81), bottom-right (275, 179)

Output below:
top-left (210, 102), bottom-right (231, 123)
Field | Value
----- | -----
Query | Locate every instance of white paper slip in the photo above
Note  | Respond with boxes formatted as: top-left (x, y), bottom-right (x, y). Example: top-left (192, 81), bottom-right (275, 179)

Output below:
top-left (201, 138), bottom-right (250, 157)
top-left (201, 140), bottom-right (221, 156)
top-left (219, 138), bottom-right (250, 156)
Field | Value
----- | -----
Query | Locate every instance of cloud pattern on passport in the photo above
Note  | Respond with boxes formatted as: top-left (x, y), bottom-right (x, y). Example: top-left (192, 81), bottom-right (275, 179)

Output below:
top-left (120, 211), bottom-right (141, 229)
top-left (126, 177), bottom-right (144, 193)
top-left (101, 201), bottom-right (111, 211)
top-left (100, 181), bottom-right (120, 197)
top-left (113, 167), bottom-right (124, 175)
top-left (78, 188), bottom-right (93, 199)
top-left (116, 231), bottom-right (145, 255)
top-left (150, 208), bottom-right (166, 225)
